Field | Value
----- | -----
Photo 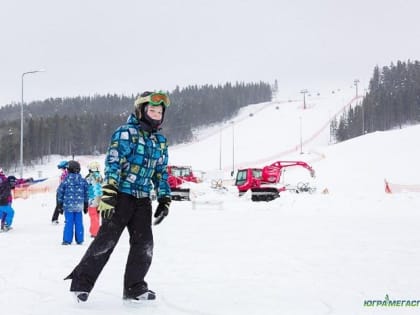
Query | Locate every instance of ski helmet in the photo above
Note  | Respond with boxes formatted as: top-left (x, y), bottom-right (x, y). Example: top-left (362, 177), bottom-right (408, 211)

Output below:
top-left (87, 161), bottom-right (100, 172)
top-left (7, 175), bottom-right (17, 189)
top-left (134, 91), bottom-right (170, 130)
top-left (57, 160), bottom-right (69, 169)
top-left (67, 160), bottom-right (81, 174)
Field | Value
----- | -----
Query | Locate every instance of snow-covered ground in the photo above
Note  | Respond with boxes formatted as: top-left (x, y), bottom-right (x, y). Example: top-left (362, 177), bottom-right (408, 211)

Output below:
top-left (2, 87), bottom-right (420, 315)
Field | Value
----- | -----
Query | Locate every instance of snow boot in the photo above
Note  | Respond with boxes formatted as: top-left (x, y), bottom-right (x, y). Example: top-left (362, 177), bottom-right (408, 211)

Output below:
top-left (123, 289), bottom-right (156, 303)
top-left (1, 224), bottom-right (12, 232)
top-left (73, 291), bottom-right (89, 303)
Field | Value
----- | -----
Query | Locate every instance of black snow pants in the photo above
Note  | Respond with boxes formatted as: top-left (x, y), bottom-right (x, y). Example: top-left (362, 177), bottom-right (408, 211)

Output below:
top-left (65, 192), bottom-right (154, 298)
top-left (51, 198), bottom-right (61, 222)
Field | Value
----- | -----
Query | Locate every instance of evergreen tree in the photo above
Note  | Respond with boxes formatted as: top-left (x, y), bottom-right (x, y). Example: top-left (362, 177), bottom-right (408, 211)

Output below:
top-left (0, 82), bottom-right (272, 171)
top-left (331, 60), bottom-right (420, 143)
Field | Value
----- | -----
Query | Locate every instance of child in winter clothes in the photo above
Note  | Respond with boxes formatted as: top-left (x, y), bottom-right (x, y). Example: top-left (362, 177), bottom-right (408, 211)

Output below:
top-left (85, 161), bottom-right (103, 238)
top-left (56, 161), bottom-right (88, 245)
top-left (0, 169), bottom-right (6, 229)
top-left (66, 91), bottom-right (172, 303)
top-left (0, 168), bottom-right (14, 232)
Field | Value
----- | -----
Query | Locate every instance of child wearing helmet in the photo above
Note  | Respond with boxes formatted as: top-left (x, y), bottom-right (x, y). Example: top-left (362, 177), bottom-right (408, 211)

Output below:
top-left (66, 91), bottom-right (172, 303)
top-left (56, 160), bottom-right (88, 245)
top-left (85, 161), bottom-right (103, 238)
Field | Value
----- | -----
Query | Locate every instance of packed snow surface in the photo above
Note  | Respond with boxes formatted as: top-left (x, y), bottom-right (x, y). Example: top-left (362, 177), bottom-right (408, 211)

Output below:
top-left (2, 88), bottom-right (420, 315)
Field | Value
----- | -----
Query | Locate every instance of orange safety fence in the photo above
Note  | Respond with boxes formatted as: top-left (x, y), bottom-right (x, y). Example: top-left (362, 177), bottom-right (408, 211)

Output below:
top-left (384, 179), bottom-right (420, 194)
top-left (13, 178), bottom-right (59, 199)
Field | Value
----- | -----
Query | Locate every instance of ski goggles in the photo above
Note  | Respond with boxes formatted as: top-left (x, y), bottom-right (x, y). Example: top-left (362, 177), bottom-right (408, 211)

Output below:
top-left (135, 92), bottom-right (171, 108)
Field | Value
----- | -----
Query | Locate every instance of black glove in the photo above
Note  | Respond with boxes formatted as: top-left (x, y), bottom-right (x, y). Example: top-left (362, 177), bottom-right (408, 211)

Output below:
top-left (83, 202), bottom-right (88, 214)
top-left (99, 183), bottom-right (118, 219)
top-left (57, 203), bottom-right (64, 215)
top-left (153, 196), bottom-right (171, 225)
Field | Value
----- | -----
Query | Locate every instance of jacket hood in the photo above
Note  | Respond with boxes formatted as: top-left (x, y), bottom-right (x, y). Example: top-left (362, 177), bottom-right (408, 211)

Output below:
top-left (127, 113), bottom-right (139, 125)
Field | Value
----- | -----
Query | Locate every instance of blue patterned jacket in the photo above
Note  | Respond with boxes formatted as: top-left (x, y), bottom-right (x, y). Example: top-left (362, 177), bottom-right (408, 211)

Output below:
top-left (57, 173), bottom-right (89, 212)
top-left (86, 171), bottom-right (103, 207)
top-left (104, 113), bottom-right (171, 199)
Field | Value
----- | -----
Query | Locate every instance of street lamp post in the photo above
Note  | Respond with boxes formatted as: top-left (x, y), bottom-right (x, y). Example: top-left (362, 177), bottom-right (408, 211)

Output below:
top-left (300, 89), bottom-right (308, 109)
top-left (354, 79), bottom-right (364, 134)
top-left (20, 69), bottom-right (45, 178)
top-left (230, 121), bottom-right (235, 176)
top-left (299, 116), bottom-right (303, 154)
top-left (219, 128), bottom-right (222, 170)
top-left (353, 79), bottom-right (360, 98)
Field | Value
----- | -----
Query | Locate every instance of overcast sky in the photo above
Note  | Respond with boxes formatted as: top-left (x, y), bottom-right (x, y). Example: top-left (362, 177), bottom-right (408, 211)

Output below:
top-left (1, 0), bottom-right (419, 106)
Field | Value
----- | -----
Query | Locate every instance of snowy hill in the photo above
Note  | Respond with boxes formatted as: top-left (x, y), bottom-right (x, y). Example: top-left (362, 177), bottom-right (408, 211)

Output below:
top-left (3, 87), bottom-right (420, 315)
top-left (170, 87), bottom-right (359, 172)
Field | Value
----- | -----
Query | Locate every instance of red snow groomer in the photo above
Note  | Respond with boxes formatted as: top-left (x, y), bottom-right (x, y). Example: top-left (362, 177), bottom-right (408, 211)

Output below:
top-left (235, 161), bottom-right (316, 201)
top-left (167, 165), bottom-right (199, 200)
